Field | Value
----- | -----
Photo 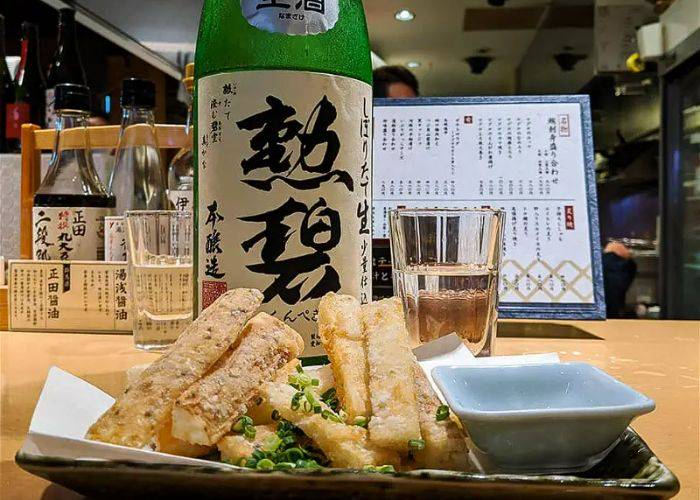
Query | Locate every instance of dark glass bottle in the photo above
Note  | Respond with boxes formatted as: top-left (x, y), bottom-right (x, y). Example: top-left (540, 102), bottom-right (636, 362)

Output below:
top-left (0, 14), bottom-right (16, 153)
top-left (6, 22), bottom-right (45, 152)
top-left (45, 8), bottom-right (87, 129)
top-left (33, 84), bottom-right (115, 261)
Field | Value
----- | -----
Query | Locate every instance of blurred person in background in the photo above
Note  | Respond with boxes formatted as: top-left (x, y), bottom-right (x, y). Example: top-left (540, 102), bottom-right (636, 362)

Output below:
top-left (602, 241), bottom-right (637, 318)
top-left (373, 65), bottom-right (419, 98)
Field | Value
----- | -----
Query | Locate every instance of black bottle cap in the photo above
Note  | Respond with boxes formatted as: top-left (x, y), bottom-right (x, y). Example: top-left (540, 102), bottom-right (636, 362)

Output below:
top-left (121, 78), bottom-right (155, 108)
top-left (54, 83), bottom-right (91, 112)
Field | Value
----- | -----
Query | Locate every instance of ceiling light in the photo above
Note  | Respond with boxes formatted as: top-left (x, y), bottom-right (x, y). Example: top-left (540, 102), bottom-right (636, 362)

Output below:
top-left (406, 61), bottom-right (421, 69)
top-left (395, 9), bottom-right (415, 22)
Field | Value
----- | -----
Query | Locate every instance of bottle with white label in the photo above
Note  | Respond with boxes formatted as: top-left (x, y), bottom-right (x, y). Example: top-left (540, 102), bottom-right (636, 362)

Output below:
top-left (167, 63), bottom-right (194, 212)
top-left (194, 0), bottom-right (373, 356)
top-left (33, 83), bottom-right (115, 261)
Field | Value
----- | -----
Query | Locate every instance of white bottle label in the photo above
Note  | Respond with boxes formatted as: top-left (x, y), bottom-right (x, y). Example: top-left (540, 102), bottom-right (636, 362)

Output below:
top-left (240, 0), bottom-right (339, 35)
top-left (45, 88), bottom-right (56, 129)
top-left (197, 70), bottom-right (372, 356)
top-left (105, 216), bottom-right (127, 262)
top-left (32, 206), bottom-right (112, 261)
top-left (168, 189), bottom-right (194, 212)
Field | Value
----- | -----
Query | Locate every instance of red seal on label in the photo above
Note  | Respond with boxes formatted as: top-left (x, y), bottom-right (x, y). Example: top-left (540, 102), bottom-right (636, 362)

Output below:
top-left (565, 205), bottom-right (575, 230)
top-left (202, 280), bottom-right (228, 310)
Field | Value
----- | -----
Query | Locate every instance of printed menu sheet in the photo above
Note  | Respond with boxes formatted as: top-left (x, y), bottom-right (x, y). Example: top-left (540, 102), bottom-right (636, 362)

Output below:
top-left (373, 100), bottom-right (595, 305)
top-left (8, 260), bottom-right (131, 332)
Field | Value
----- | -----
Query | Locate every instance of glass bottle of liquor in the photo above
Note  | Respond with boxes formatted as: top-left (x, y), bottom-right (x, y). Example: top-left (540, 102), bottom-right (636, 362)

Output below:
top-left (33, 83), bottom-right (115, 261)
top-left (194, 0), bottom-right (373, 356)
top-left (6, 22), bottom-right (45, 152)
top-left (167, 62), bottom-right (194, 212)
top-left (0, 14), bottom-right (16, 153)
top-left (108, 78), bottom-right (170, 214)
top-left (45, 8), bottom-right (87, 129)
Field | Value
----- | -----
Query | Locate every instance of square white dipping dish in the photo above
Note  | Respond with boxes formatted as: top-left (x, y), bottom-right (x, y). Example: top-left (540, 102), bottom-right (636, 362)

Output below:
top-left (432, 362), bottom-right (655, 474)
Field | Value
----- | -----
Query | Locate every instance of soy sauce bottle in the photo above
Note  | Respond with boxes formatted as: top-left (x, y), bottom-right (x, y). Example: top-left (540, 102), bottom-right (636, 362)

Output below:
top-left (33, 83), bottom-right (115, 261)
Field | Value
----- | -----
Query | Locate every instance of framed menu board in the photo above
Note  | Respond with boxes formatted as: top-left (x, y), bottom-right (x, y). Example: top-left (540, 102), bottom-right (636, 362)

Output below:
top-left (373, 95), bottom-right (605, 320)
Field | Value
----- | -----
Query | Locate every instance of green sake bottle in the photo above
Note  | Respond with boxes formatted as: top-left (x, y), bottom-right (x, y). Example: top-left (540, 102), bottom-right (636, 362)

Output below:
top-left (194, 0), bottom-right (373, 357)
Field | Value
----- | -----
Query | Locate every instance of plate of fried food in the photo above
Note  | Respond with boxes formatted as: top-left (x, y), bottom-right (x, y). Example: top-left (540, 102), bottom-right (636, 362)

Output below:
top-left (16, 288), bottom-right (679, 499)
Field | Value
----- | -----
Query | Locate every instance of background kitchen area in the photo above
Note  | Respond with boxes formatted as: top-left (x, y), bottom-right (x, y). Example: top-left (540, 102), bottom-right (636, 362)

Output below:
top-left (1, 0), bottom-right (699, 320)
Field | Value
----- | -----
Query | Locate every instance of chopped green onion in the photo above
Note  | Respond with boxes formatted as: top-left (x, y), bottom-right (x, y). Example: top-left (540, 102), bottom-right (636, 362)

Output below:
top-left (262, 434), bottom-right (283, 452)
top-left (244, 425), bottom-right (257, 439)
top-left (245, 459), bottom-right (257, 469)
top-left (232, 415), bottom-right (254, 433)
top-left (274, 462), bottom-right (296, 470)
top-left (271, 409), bottom-right (280, 421)
top-left (281, 435), bottom-right (296, 446)
top-left (339, 410), bottom-right (348, 422)
top-left (321, 409), bottom-right (343, 423)
top-left (363, 464), bottom-right (396, 474)
top-left (295, 459), bottom-right (321, 469)
top-left (408, 439), bottom-right (425, 451)
top-left (353, 416), bottom-right (368, 428)
top-left (285, 447), bottom-right (305, 462)
top-left (291, 392), bottom-right (303, 411)
top-left (304, 390), bottom-right (316, 405)
top-left (302, 400), bottom-right (312, 413)
top-left (311, 378), bottom-right (320, 386)
top-left (256, 458), bottom-right (275, 471)
top-left (436, 405), bottom-right (450, 422)
top-left (251, 450), bottom-right (265, 461)
top-left (320, 387), bottom-right (336, 400)
top-left (313, 404), bottom-right (322, 414)
top-left (296, 364), bottom-right (304, 373)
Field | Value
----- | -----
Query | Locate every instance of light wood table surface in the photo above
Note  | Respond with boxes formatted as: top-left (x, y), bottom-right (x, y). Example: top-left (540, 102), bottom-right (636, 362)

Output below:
top-left (1, 320), bottom-right (698, 499)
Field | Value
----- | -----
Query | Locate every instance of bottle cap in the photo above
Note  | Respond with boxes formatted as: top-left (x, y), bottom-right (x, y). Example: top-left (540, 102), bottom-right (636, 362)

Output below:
top-left (183, 63), bottom-right (194, 93)
top-left (121, 78), bottom-right (155, 108)
top-left (54, 83), bottom-right (91, 112)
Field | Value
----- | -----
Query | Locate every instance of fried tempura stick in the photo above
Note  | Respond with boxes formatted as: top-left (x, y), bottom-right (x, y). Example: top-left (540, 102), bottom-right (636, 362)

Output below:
top-left (363, 298), bottom-right (422, 451)
top-left (86, 289), bottom-right (263, 448)
top-left (318, 293), bottom-right (370, 420)
top-left (172, 313), bottom-right (304, 446)
top-left (262, 381), bottom-right (399, 469)
top-left (217, 425), bottom-right (277, 464)
top-left (411, 363), bottom-right (471, 471)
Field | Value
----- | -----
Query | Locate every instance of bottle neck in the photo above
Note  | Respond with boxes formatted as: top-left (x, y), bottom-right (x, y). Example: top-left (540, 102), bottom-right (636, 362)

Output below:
top-left (56, 15), bottom-right (79, 60)
top-left (185, 92), bottom-right (193, 135)
top-left (38, 109), bottom-right (109, 197)
top-left (0, 19), bottom-right (9, 78)
top-left (18, 28), bottom-right (42, 85)
top-left (56, 110), bottom-right (90, 132)
top-left (0, 18), bottom-right (7, 59)
top-left (121, 106), bottom-right (156, 127)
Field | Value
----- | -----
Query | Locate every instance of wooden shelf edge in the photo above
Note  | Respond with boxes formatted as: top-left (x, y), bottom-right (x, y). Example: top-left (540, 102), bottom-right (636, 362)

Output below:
top-left (31, 124), bottom-right (188, 150)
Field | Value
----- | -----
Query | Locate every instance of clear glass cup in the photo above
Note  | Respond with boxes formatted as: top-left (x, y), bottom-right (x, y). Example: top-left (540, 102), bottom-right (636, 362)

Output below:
top-left (389, 208), bottom-right (505, 357)
top-left (126, 210), bottom-right (193, 351)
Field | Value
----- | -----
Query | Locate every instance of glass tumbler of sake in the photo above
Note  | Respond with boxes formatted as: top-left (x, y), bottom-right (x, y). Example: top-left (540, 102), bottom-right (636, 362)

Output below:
top-left (389, 208), bottom-right (504, 356)
top-left (126, 210), bottom-right (193, 351)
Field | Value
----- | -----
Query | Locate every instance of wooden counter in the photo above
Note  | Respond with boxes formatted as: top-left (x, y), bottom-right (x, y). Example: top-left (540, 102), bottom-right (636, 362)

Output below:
top-left (1, 320), bottom-right (698, 499)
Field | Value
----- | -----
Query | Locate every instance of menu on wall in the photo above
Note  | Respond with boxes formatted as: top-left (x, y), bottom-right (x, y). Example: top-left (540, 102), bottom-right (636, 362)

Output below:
top-left (373, 97), bottom-right (604, 319)
top-left (8, 260), bottom-right (131, 332)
